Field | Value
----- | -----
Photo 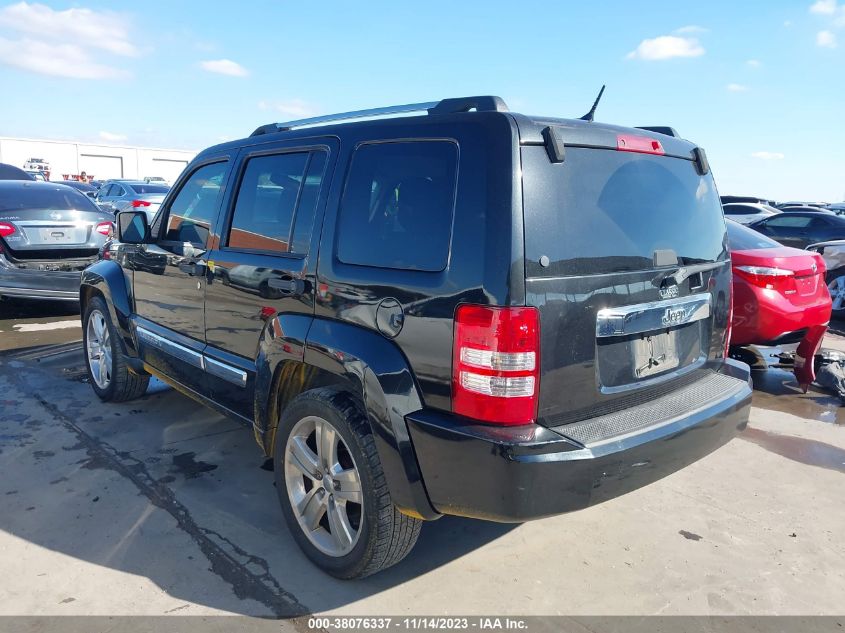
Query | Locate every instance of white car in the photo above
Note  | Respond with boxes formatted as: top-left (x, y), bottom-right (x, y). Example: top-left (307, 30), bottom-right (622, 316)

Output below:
top-left (23, 157), bottom-right (50, 172)
top-left (722, 202), bottom-right (779, 225)
top-left (806, 239), bottom-right (845, 313)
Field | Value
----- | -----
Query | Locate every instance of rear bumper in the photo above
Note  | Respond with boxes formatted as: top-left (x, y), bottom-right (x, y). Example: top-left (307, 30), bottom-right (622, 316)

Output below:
top-left (407, 360), bottom-right (752, 522)
top-left (0, 255), bottom-right (83, 300)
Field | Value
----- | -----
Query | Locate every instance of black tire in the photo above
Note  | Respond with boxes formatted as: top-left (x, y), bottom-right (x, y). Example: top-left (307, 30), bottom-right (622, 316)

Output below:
top-left (82, 295), bottom-right (149, 402)
top-left (274, 387), bottom-right (422, 579)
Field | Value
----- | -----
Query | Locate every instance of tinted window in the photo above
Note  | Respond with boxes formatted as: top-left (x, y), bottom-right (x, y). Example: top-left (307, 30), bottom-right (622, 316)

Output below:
top-left (764, 215), bottom-right (813, 228)
top-left (726, 221), bottom-right (780, 250)
top-left (97, 185), bottom-right (113, 197)
top-left (113, 185), bottom-right (126, 197)
top-left (164, 161), bottom-right (228, 247)
top-left (0, 184), bottom-right (100, 213)
top-left (337, 141), bottom-right (458, 271)
top-left (227, 152), bottom-right (309, 252)
top-left (291, 152), bottom-right (327, 255)
top-left (723, 205), bottom-right (751, 215)
top-left (127, 183), bottom-right (169, 194)
top-left (523, 146), bottom-right (727, 276)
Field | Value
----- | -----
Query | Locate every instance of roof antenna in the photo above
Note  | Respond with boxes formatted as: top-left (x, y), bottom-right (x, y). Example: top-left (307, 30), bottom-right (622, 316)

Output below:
top-left (580, 85), bottom-right (606, 122)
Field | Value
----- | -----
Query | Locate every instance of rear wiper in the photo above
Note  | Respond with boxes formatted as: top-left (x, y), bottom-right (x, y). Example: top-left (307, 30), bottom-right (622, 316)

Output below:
top-left (652, 261), bottom-right (724, 287)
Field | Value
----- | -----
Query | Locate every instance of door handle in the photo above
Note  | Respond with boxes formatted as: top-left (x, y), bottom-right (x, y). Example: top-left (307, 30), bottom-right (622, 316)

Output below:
top-left (267, 277), bottom-right (305, 295)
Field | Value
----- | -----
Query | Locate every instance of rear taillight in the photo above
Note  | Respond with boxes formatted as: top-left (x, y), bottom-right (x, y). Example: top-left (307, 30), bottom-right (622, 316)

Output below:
top-left (131, 200), bottom-right (151, 208)
top-left (0, 222), bottom-right (15, 238)
top-left (724, 275), bottom-right (734, 358)
top-left (95, 221), bottom-right (113, 236)
top-left (734, 265), bottom-right (796, 293)
top-left (453, 305), bottom-right (540, 426)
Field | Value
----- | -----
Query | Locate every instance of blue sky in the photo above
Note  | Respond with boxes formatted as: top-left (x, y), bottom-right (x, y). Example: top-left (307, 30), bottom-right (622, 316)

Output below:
top-left (0, 0), bottom-right (843, 201)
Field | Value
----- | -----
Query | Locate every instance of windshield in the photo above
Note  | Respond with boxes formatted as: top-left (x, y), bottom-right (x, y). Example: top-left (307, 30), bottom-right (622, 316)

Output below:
top-left (0, 185), bottom-right (101, 213)
top-left (523, 146), bottom-right (728, 276)
top-left (726, 220), bottom-right (780, 250)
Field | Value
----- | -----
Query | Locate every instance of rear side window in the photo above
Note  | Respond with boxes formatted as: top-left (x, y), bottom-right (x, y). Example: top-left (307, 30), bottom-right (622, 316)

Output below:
top-left (764, 215), bottom-right (813, 228)
top-left (336, 141), bottom-right (458, 271)
top-left (523, 146), bottom-right (727, 276)
top-left (726, 221), bottom-right (780, 250)
top-left (227, 152), bottom-right (309, 253)
top-left (164, 161), bottom-right (228, 247)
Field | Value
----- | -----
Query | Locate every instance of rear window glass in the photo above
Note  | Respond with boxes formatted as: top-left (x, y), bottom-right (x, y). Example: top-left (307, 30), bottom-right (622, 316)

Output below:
top-left (0, 185), bottom-right (99, 213)
top-left (336, 141), bottom-right (458, 272)
top-left (127, 183), bottom-right (169, 194)
top-left (726, 220), bottom-right (780, 250)
top-left (523, 146), bottom-right (728, 276)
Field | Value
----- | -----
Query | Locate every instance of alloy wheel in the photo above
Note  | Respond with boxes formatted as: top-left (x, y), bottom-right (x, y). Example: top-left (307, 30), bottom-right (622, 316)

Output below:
top-left (284, 415), bottom-right (364, 557)
top-left (86, 309), bottom-right (112, 389)
top-left (828, 276), bottom-right (845, 312)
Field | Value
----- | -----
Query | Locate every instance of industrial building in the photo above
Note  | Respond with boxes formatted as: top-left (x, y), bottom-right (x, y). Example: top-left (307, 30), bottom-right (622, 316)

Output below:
top-left (0, 136), bottom-right (197, 183)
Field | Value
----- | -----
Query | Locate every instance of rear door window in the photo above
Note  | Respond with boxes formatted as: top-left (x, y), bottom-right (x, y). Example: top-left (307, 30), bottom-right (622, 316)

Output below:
top-left (764, 215), bottom-right (813, 228)
top-left (522, 146), bottom-right (727, 277)
top-left (336, 141), bottom-right (458, 271)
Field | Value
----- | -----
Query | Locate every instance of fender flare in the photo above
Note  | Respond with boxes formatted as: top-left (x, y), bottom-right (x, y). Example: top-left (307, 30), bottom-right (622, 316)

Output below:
top-left (257, 315), bottom-right (439, 520)
top-left (80, 260), bottom-right (139, 359)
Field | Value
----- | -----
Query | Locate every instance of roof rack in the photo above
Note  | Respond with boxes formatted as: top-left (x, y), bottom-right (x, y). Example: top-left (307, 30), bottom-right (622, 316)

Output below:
top-left (250, 95), bottom-right (508, 137)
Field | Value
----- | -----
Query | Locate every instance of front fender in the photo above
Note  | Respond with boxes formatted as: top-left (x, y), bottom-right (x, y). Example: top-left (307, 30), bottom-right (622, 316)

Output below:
top-left (80, 259), bottom-right (138, 358)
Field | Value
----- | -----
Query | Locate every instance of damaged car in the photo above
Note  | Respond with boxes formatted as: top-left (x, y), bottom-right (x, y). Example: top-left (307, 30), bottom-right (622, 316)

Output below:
top-left (0, 181), bottom-right (114, 302)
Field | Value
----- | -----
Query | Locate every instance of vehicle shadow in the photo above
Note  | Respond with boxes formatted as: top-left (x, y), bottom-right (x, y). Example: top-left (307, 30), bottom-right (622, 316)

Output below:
top-left (0, 298), bottom-right (79, 320)
top-left (0, 343), bottom-right (519, 616)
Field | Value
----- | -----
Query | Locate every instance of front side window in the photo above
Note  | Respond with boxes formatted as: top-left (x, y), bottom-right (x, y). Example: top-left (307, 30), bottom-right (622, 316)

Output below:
top-left (227, 152), bottom-right (309, 253)
top-left (163, 161), bottom-right (228, 247)
top-left (336, 141), bottom-right (458, 271)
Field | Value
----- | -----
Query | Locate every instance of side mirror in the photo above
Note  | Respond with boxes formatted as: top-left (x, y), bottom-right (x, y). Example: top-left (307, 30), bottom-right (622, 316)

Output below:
top-left (117, 210), bottom-right (150, 244)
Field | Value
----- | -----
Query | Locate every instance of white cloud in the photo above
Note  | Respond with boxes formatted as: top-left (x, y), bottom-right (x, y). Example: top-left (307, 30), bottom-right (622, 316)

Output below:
top-left (626, 35), bottom-right (705, 60)
top-left (817, 29), bottom-right (838, 47)
top-left (0, 2), bottom-right (136, 78)
top-left (746, 59), bottom-right (762, 67)
top-left (199, 58), bottom-right (249, 77)
top-left (258, 99), bottom-right (319, 118)
top-left (726, 83), bottom-right (749, 92)
top-left (99, 131), bottom-right (127, 142)
top-left (811, 0), bottom-right (837, 14)
top-left (751, 151), bottom-right (785, 160)
top-left (675, 25), bottom-right (708, 34)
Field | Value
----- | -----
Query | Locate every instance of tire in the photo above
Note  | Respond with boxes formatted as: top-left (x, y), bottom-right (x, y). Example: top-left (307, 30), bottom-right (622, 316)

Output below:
top-left (83, 295), bottom-right (149, 402)
top-left (274, 387), bottom-right (422, 579)
top-left (826, 267), bottom-right (845, 315)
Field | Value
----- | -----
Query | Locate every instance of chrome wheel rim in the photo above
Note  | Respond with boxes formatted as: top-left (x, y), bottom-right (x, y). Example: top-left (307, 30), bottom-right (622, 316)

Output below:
top-left (284, 415), bottom-right (363, 557)
top-left (828, 276), bottom-right (845, 311)
top-left (86, 309), bottom-right (112, 389)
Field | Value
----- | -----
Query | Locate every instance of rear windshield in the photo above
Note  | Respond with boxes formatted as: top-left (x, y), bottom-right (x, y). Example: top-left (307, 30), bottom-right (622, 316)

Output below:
top-left (0, 185), bottom-right (100, 213)
top-left (522, 146), bottom-right (728, 276)
top-left (726, 220), bottom-right (780, 250)
top-left (127, 183), bottom-right (169, 194)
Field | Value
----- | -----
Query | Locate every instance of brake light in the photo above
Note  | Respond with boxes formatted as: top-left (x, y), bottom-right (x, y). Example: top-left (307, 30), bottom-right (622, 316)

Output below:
top-left (724, 275), bottom-right (734, 358)
top-left (131, 200), bottom-right (151, 208)
top-left (453, 305), bottom-right (540, 425)
top-left (0, 222), bottom-right (15, 238)
top-left (617, 134), bottom-right (665, 155)
top-left (95, 221), bottom-right (113, 236)
top-left (734, 265), bottom-right (796, 292)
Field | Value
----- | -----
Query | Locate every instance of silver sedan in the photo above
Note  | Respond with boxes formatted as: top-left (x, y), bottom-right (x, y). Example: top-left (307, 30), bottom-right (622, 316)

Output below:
top-left (95, 180), bottom-right (169, 218)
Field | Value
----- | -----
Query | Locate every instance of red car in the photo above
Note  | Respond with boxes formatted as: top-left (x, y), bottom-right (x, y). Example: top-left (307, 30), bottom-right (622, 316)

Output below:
top-left (727, 220), bottom-right (831, 388)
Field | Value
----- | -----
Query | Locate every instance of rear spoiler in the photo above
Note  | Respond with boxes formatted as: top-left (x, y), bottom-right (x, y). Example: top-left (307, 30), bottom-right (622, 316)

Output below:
top-left (636, 126), bottom-right (680, 138)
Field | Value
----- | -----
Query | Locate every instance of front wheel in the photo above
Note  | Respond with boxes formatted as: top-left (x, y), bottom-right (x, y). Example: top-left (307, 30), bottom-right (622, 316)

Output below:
top-left (83, 296), bottom-right (149, 401)
top-left (274, 388), bottom-right (422, 579)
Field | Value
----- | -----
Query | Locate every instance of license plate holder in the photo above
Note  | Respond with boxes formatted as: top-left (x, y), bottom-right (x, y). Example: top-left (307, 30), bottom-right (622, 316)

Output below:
top-left (38, 228), bottom-right (75, 243)
top-left (632, 331), bottom-right (680, 378)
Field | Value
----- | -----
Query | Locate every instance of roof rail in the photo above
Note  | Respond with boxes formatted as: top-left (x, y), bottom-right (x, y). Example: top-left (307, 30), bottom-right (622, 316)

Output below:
top-left (250, 95), bottom-right (508, 137)
top-left (635, 126), bottom-right (679, 138)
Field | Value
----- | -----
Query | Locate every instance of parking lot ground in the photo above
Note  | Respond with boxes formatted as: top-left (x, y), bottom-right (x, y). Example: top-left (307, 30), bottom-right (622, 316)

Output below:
top-left (0, 306), bottom-right (843, 617)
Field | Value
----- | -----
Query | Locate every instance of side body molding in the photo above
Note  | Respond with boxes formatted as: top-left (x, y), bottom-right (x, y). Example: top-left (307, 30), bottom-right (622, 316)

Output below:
top-left (80, 259), bottom-right (140, 359)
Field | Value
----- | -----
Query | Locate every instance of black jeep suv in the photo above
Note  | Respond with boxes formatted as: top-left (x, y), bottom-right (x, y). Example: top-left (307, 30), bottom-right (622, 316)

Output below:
top-left (80, 96), bottom-right (751, 578)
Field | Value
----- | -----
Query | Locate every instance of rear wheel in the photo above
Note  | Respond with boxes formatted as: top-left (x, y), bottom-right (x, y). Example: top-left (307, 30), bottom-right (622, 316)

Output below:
top-left (827, 267), bottom-right (845, 315)
top-left (83, 296), bottom-right (149, 401)
top-left (274, 388), bottom-right (422, 578)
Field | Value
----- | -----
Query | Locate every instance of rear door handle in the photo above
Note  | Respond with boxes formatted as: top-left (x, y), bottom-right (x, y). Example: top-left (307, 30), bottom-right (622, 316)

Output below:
top-left (267, 277), bottom-right (305, 295)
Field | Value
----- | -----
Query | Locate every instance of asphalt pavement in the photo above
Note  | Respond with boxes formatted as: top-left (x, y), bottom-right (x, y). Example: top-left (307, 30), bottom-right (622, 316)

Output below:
top-left (0, 299), bottom-right (843, 618)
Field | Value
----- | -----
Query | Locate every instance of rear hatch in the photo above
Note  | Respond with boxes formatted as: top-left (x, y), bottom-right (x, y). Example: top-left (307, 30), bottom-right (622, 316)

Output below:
top-left (520, 127), bottom-right (731, 428)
